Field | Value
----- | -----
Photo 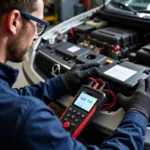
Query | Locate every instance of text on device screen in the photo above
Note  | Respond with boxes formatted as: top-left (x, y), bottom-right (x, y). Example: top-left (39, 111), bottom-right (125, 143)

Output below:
top-left (74, 92), bottom-right (98, 112)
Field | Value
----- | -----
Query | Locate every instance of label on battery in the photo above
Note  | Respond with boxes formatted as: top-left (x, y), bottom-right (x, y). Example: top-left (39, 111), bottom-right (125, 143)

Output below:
top-left (104, 65), bottom-right (137, 81)
top-left (67, 46), bottom-right (81, 52)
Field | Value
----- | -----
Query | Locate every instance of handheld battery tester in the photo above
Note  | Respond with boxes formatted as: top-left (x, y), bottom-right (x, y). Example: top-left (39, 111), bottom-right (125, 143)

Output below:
top-left (60, 85), bottom-right (106, 138)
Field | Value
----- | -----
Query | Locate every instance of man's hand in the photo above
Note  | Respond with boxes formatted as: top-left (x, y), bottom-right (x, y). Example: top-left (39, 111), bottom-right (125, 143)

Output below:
top-left (117, 77), bottom-right (150, 118)
top-left (60, 63), bottom-right (100, 95)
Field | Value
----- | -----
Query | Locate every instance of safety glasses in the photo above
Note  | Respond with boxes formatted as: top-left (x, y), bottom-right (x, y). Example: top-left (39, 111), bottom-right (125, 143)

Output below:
top-left (2, 10), bottom-right (50, 36)
top-left (19, 11), bottom-right (49, 36)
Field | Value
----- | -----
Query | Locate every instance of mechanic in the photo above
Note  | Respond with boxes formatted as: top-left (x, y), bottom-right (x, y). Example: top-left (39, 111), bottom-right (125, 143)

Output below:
top-left (0, 0), bottom-right (150, 149)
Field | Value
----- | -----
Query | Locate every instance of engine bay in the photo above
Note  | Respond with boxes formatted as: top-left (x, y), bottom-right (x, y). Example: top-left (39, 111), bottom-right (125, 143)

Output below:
top-left (34, 12), bottom-right (150, 96)
top-left (24, 3), bottom-right (150, 147)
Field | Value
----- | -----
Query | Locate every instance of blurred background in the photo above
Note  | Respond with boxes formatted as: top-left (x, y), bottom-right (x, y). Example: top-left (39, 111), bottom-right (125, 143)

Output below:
top-left (44, 0), bottom-right (101, 23)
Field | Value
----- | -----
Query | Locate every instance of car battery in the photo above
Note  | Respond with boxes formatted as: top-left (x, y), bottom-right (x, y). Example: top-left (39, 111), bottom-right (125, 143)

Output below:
top-left (76, 50), bottom-right (117, 66)
top-left (47, 41), bottom-right (66, 49)
top-left (98, 61), bottom-right (148, 96)
top-left (55, 42), bottom-right (89, 58)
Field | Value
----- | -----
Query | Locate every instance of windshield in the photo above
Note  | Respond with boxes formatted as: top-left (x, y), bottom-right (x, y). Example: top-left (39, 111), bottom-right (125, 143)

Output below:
top-left (112, 0), bottom-right (150, 10)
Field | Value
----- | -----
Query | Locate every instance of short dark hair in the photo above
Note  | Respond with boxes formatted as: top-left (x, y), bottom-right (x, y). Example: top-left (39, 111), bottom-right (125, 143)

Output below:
top-left (0, 0), bottom-right (49, 13)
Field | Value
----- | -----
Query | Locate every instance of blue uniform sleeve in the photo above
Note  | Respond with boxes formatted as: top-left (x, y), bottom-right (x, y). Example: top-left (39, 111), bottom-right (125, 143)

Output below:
top-left (22, 103), bottom-right (99, 150)
top-left (21, 102), bottom-right (148, 150)
top-left (100, 111), bottom-right (148, 150)
top-left (12, 76), bottom-right (68, 104)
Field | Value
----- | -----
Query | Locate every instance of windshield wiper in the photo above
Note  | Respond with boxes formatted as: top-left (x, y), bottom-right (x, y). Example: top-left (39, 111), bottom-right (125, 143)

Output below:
top-left (110, 1), bottom-right (138, 15)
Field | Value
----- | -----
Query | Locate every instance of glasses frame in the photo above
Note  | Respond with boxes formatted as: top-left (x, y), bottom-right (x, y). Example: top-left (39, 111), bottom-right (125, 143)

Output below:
top-left (2, 10), bottom-right (50, 36)
top-left (19, 11), bottom-right (49, 36)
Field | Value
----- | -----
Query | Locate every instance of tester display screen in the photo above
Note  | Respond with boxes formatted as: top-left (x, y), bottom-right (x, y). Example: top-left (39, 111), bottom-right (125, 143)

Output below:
top-left (74, 92), bottom-right (98, 112)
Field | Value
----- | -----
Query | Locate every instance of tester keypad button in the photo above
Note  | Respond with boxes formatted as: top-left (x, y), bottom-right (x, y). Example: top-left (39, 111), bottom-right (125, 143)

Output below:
top-left (75, 119), bottom-right (79, 122)
top-left (81, 114), bottom-right (85, 118)
top-left (64, 118), bottom-right (69, 121)
top-left (73, 110), bottom-right (76, 113)
top-left (63, 122), bottom-right (71, 129)
top-left (71, 123), bottom-right (76, 127)
top-left (71, 115), bottom-right (75, 119)
top-left (69, 107), bottom-right (73, 111)
top-left (67, 113), bottom-right (71, 117)
top-left (77, 112), bottom-right (81, 115)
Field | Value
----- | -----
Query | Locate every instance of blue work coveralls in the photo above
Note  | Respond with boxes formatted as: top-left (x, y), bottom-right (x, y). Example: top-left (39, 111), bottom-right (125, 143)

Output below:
top-left (0, 63), bottom-right (148, 150)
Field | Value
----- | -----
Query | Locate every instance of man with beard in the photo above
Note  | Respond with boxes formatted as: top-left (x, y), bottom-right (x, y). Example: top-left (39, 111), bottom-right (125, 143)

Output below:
top-left (0, 0), bottom-right (150, 149)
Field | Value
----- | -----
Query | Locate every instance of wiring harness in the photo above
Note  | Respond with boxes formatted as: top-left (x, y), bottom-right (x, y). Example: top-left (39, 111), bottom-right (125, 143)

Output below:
top-left (88, 77), bottom-right (117, 111)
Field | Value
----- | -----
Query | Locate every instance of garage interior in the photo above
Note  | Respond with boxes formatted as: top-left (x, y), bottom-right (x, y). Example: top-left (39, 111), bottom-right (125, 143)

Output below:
top-left (3, 0), bottom-right (150, 149)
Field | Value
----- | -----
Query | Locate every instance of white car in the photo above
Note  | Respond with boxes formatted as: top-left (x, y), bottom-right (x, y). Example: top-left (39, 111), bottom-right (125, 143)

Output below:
top-left (23, 0), bottom-right (150, 148)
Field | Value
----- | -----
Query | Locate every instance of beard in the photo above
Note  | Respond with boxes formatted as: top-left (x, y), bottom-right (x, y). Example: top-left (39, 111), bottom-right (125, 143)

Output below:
top-left (7, 23), bottom-right (30, 63)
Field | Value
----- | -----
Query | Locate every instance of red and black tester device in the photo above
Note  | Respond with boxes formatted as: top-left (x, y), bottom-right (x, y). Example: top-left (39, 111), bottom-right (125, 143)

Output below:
top-left (60, 85), bottom-right (106, 138)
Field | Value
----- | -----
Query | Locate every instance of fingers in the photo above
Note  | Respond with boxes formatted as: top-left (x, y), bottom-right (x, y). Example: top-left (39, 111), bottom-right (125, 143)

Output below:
top-left (146, 76), bottom-right (150, 93)
top-left (78, 63), bottom-right (100, 70)
top-left (136, 79), bottom-right (145, 92)
top-left (116, 93), bottom-right (128, 102)
top-left (78, 67), bottom-right (99, 79)
top-left (116, 93), bottom-right (129, 109)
